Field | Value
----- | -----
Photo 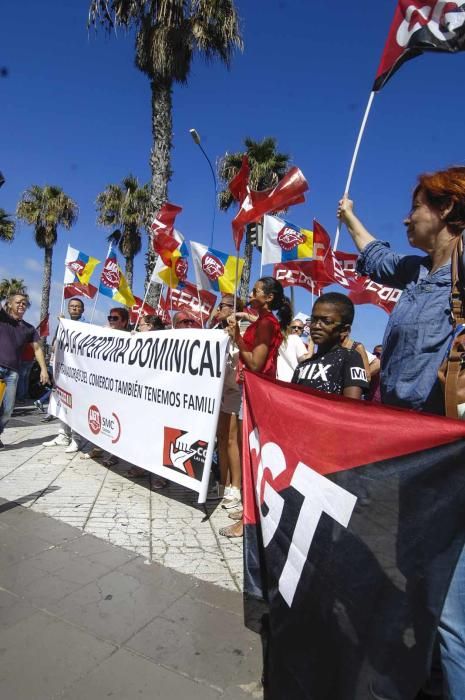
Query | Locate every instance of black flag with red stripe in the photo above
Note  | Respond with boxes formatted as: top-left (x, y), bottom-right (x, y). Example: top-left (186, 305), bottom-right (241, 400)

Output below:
top-left (374, 1), bottom-right (465, 91)
top-left (242, 372), bottom-right (465, 700)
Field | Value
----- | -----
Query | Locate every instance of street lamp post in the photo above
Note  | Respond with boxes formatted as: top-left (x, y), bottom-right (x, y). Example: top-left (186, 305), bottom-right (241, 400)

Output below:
top-left (189, 128), bottom-right (217, 248)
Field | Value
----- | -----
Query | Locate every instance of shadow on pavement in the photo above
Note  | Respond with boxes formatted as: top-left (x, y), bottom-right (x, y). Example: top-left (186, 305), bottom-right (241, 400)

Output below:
top-left (0, 486), bottom-right (60, 513)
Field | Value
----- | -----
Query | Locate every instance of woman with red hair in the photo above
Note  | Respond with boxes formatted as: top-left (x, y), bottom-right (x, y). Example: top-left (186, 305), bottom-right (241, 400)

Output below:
top-left (338, 165), bottom-right (465, 699)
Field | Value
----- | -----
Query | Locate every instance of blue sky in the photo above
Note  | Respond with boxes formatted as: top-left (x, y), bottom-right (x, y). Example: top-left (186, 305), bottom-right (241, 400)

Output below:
top-left (2, 1), bottom-right (464, 347)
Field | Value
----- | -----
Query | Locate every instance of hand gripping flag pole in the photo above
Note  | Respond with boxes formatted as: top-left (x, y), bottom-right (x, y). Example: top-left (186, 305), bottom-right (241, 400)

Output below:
top-left (335, 0), bottom-right (465, 250)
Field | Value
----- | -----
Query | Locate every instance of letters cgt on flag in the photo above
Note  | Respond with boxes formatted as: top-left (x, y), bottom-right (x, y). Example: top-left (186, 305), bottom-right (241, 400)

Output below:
top-left (190, 241), bottom-right (244, 294)
top-left (242, 371), bottom-right (465, 700)
top-left (374, 1), bottom-right (465, 91)
top-left (262, 215), bottom-right (313, 265)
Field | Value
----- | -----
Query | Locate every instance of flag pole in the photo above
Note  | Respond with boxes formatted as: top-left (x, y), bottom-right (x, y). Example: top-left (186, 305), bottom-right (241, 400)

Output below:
top-left (196, 286), bottom-right (205, 329)
top-left (60, 284), bottom-right (66, 315)
top-left (333, 91), bottom-right (376, 251)
top-left (169, 269), bottom-right (174, 319)
top-left (91, 242), bottom-right (112, 323)
top-left (233, 250), bottom-right (240, 315)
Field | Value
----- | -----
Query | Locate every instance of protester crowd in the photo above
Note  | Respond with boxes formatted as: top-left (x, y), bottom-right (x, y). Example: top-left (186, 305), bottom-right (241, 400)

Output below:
top-left (1, 165), bottom-right (465, 699)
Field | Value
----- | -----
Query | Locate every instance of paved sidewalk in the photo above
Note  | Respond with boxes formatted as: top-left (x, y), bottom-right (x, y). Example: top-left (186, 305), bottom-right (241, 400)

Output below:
top-left (0, 407), bottom-right (243, 591)
top-left (0, 408), bottom-right (263, 699)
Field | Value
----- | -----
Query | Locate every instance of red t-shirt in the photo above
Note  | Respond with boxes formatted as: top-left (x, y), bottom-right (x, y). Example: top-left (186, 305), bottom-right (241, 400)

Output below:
top-left (238, 311), bottom-right (282, 381)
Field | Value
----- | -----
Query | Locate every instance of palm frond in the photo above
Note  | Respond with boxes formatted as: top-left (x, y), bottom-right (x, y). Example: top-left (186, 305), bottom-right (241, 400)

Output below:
top-left (0, 208), bottom-right (16, 242)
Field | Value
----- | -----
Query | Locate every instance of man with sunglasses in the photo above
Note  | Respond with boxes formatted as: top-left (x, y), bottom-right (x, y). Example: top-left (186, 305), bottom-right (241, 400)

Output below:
top-left (289, 319), bottom-right (305, 335)
top-left (172, 310), bottom-right (201, 329)
top-left (0, 293), bottom-right (50, 448)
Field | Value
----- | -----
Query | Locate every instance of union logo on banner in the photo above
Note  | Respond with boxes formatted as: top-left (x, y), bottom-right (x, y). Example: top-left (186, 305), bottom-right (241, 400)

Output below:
top-left (101, 259), bottom-right (120, 288)
top-left (162, 426), bottom-right (208, 481)
top-left (277, 225), bottom-right (304, 251)
top-left (175, 257), bottom-right (188, 282)
top-left (202, 253), bottom-right (224, 281)
top-left (67, 260), bottom-right (85, 276)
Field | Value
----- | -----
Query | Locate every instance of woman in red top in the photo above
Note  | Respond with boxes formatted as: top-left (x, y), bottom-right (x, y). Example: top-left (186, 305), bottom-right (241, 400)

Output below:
top-left (219, 276), bottom-right (292, 538)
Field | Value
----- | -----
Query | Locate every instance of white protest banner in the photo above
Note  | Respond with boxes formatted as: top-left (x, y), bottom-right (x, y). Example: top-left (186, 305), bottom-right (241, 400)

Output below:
top-left (49, 320), bottom-right (228, 502)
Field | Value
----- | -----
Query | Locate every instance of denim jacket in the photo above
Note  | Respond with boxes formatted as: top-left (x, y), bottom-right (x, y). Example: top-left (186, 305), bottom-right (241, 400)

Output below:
top-left (357, 240), bottom-right (453, 414)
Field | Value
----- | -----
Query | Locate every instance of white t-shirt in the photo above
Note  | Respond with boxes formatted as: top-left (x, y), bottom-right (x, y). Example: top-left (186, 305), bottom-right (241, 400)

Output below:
top-left (277, 334), bottom-right (308, 382)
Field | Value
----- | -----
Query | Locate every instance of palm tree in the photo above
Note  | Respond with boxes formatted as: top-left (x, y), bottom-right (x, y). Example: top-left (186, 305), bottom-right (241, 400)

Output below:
top-left (96, 175), bottom-right (150, 289)
top-left (16, 185), bottom-right (78, 323)
top-left (0, 278), bottom-right (26, 302)
top-left (0, 209), bottom-right (15, 242)
top-left (88, 0), bottom-right (243, 303)
top-left (218, 137), bottom-right (291, 301)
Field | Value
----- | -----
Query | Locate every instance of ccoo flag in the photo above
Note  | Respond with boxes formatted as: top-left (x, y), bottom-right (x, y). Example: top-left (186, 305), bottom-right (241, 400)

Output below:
top-left (374, 1), bottom-right (465, 91)
top-left (262, 214), bottom-right (313, 265)
top-left (99, 247), bottom-right (135, 307)
top-left (190, 241), bottom-right (244, 294)
top-left (242, 371), bottom-right (465, 700)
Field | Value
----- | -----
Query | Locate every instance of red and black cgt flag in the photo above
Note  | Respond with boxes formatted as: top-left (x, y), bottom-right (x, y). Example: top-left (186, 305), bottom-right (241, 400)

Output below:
top-left (375, 1), bottom-right (465, 91)
top-left (242, 371), bottom-right (465, 700)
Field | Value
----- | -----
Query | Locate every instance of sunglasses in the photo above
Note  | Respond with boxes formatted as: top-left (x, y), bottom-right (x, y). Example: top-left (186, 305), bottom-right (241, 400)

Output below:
top-left (178, 319), bottom-right (196, 325)
top-left (290, 325), bottom-right (304, 331)
top-left (218, 303), bottom-right (233, 310)
top-left (108, 315), bottom-right (122, 322)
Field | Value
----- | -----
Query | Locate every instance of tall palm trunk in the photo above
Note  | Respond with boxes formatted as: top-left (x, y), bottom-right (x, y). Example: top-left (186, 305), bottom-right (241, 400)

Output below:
top-left (40, 246), bottom-right (53, 330)
top-left (125, 256), bottom-right (134, 291)
top-left (239, 234), bottom-right (253, 303)
top-left (145, 78), bottom-right (173, 306)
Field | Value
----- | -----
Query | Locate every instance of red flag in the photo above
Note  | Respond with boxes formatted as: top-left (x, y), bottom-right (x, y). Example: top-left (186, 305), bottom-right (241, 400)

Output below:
top-left (37, 314), bottom-right (50, 338)
top-left (129, 296), bottom-right (156, 326)
top-left (374, 1), bottom-right (465, 91)
top-left (150, 202), bottom-right (183, 238)
top-left (155, 294), bottom-right (171, 326)
top-left (166, 282), bottom-right (217, 325)
top-left (232, 167), bottom-right (309, 250)
top-left (152, 230), bottom-right (183, 266)
top-left (64, 282), bottom-right (97, 299)
top-left (273, 261), bottom-right (332, 295)
top-left (229, 156), bottom-right (250, 203)
top-left (348, 275), bottom-right (402, 314)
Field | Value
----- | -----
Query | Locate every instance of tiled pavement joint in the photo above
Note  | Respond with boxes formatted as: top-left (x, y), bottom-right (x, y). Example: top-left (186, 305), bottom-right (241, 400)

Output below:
top-left (0, 412), bottom-right (244, 591)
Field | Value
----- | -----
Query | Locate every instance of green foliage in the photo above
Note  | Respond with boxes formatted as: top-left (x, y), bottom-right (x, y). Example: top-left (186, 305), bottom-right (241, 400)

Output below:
top-left (0, 209), bottom-right (16, 242)
top-left (96, 175), bottom-right (150, 285)
top-left (16, 185), bottom-right (78, 249)
top-left (218, 137), bottom-right (290, 212)
top-left (88, 0), bottom-right (243, 83)
top-left (0, 278), bottom-right (26, 301)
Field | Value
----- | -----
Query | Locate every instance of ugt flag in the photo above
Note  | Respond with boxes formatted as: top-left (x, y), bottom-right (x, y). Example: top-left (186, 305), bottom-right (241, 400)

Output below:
top-left (374, 1), bottom-right (465, 90)
top-left (262, 214), bottom-right (313, 265)
top-left (242, 371), bottom-right (465, 700)
top-left (99, 248), bottom-right (135, 307)
top-left (64, 245), bottom-right (100, 285)
top-left (63, 245), bottom-right (100, 299)
top-left (190, 241), bottom-right (244, 294)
